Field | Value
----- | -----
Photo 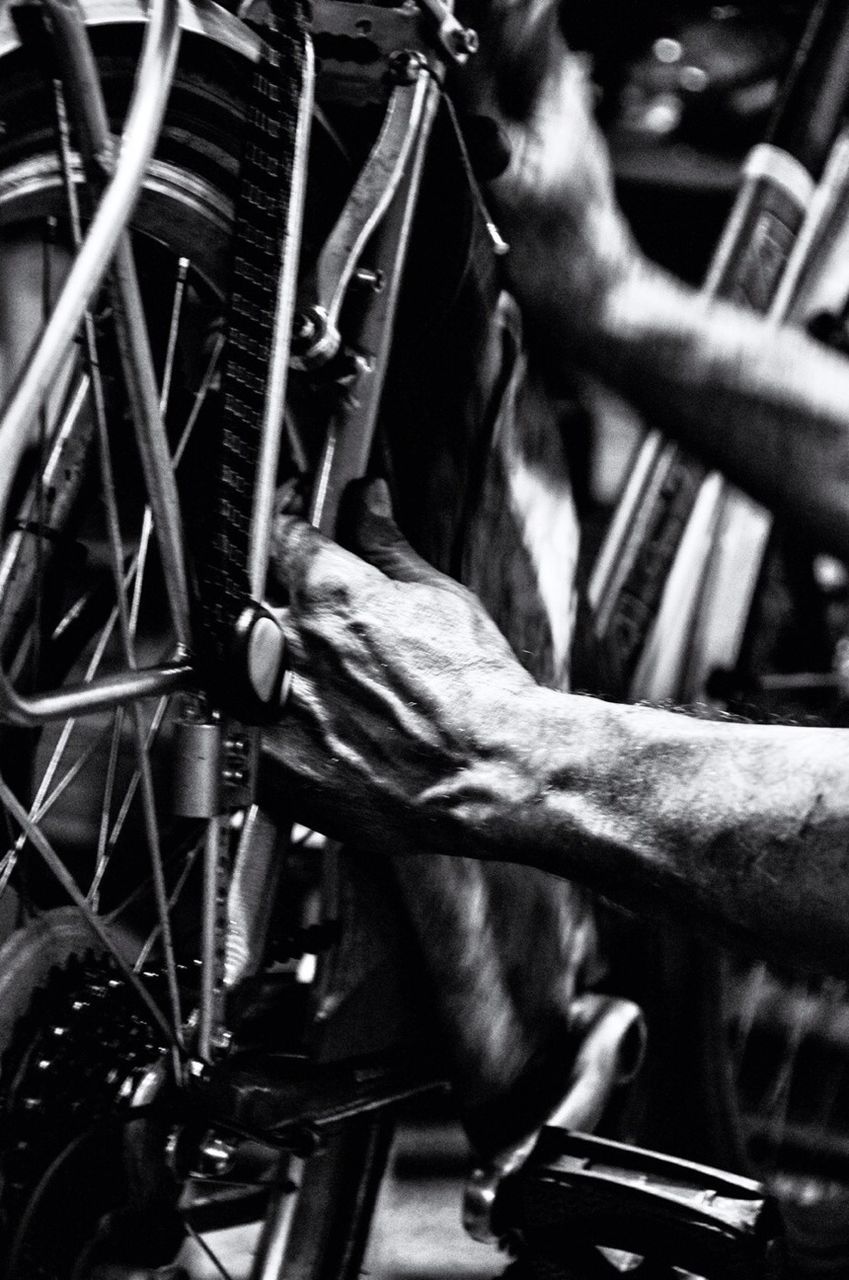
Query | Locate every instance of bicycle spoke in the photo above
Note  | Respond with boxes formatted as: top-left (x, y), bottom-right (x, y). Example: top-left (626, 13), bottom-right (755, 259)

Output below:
top-left (53, 78), bottom-right (187, 1028)
top-left (811, 978), bottom-right (849, 1132)
top-left (183, 1220), bottom-right (237, 1280)
top-left (0, 324), bottom-right (219, 932)
top-left (89, 704), bottom-right (126, 908)
top-left (0, 721), bottom-right (106, 897)
top-left (130, 254), bottom-right (190, 640)
top-left (134, 833), bottom-right (204, 971)
top-left (0, 770), bottom-right (179, 1054)
top-left (161, 257), bottom-right (189, 414)
top-left (94, 694), bottom-right (169, 883)
top-left (730, 960), bottom-right (768, 1070)
top-left (176, 327), bottom-right (226, 468)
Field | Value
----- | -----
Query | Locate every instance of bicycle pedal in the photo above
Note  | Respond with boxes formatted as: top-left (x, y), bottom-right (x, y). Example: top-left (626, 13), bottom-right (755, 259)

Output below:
top-left (491, 1129), bottom-right (786, 1280)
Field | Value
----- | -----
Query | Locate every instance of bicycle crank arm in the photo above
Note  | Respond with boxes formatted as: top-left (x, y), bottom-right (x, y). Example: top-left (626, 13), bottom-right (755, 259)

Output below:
top-left (493, 1128), bottom-right (785, 1280)
top-left (194, 1049), bottom-right (447, 1148)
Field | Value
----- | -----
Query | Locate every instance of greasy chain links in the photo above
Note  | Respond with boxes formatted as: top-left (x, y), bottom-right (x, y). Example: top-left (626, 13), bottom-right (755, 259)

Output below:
top-left (198, 0), bottom-right (307, 681)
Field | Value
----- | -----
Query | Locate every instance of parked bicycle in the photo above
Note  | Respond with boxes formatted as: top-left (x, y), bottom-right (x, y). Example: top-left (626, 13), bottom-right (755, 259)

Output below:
top-left (0, 0), bottom-right (839, 1276)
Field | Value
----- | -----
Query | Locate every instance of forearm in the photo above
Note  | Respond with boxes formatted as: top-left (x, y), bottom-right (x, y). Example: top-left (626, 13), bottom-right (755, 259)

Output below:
top-left (571, 261), bottom-right (849, 559)
top-left (478, 25), bottom-right (849, 558)
top-left (428, 683), bottom-right (849, 973)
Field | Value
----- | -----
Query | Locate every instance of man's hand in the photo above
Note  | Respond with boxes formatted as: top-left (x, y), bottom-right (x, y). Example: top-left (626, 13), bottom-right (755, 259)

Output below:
top-left (266, 479), bottom-right (538, 855)
top-left (267, 480), bottom-right (849, 974)
top-left (457, 0), bottom-right (638, 329)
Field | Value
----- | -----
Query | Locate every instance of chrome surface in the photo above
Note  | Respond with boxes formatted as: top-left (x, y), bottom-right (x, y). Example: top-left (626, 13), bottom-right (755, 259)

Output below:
top-left (225, 805), bottom-right (281, 987)
top-left (0, 0), bottom-right (191, 724)
top-left (44, 0), bottom-right (192, 649)
top-left (0, 153), bottom-right (233, 289)
top-left (309, 69), bottom-right (442, 535)
top-left (295, 71), bottom-right (431, 370)
top-left (0, 0), bottom-right (260, 65)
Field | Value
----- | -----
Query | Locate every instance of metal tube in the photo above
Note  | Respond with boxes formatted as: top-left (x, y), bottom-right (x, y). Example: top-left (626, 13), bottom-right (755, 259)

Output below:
top-left (0, 0), bottom-right (179, 476)
top-left (43, 0), bottom-right (191, 648)
top-left (0, 658), bottom-right (190, 726)
top-left (0, 0), bottom-right (193, 725)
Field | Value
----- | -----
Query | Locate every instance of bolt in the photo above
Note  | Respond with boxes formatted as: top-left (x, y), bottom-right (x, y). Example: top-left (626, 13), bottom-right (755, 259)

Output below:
top-left (197, 1134), bottom-right (237, 1178)
top-left (247, 614), bottom-right (286, 705)
top-left (449, 26), bottom-right (478, 58)
top-left (389, 49), bottom-right (425, 83)
top-left (212, 1028), bottom-right (233, 1054)
top-left (353, 267), bottom-right (385, 292)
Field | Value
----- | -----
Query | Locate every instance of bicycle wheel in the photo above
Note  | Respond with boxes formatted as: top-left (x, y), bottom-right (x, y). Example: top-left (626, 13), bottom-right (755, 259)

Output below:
top-left (0, 15), bottom-right (394, 1279)
top-left (696, 948), bottom-right (849, 1279)
top-left (649, 542), bottom-right (849, 1279)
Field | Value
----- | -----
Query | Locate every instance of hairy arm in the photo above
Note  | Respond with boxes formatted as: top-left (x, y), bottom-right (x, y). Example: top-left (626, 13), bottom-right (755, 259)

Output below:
top-left (269, 492), bottom-right (849, 977)
top-left (467, 3), bottom-right (849, 557)
top-left (434, 683), bottom-right (849, 974)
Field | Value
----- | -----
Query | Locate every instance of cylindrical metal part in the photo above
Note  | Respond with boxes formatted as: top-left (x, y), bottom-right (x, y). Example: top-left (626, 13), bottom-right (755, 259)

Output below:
top-left (225, 805), bottom-right (281, 988)
top-left (172, 718), bottom-right (223, 818)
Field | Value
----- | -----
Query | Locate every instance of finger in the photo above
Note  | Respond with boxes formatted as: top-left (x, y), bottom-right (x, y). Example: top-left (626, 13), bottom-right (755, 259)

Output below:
top-left (270, 511), bottom-right (383, 606)
top-left (274, 472), bottom-right (310, 518)
top-left (339, 478), bottom-right (466, 595)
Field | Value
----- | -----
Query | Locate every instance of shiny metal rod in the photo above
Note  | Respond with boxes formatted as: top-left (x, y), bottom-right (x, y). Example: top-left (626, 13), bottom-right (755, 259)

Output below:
top-left (0, 0), bottom-right (179, 483)
top-left (42, 0), bottom-right (191, 648)
top-left (0, 0), bottom-right (193, 725)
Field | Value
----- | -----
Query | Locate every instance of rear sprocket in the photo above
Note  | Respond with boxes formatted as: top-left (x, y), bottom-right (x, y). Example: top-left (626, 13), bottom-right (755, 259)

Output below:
top-left (0, 910), bottom-right (178, 1279)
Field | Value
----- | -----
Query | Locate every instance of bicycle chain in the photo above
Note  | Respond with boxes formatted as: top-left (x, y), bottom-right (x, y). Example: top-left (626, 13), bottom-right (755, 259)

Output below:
top-left (199, 0), bottom-right (309, 670)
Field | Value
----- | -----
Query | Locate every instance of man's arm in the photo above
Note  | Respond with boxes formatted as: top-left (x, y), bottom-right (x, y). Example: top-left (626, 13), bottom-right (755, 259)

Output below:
top-left (469, 6), bottom-right (849, 558)
top-left (269, 489), bottom-right (849, 977)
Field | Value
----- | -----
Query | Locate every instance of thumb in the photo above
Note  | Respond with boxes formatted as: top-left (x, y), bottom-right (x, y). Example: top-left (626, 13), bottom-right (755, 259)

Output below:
top-left (339, 478), bottom-right (463, 594)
